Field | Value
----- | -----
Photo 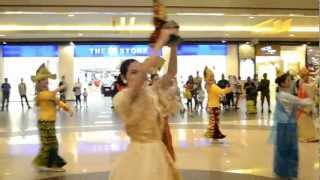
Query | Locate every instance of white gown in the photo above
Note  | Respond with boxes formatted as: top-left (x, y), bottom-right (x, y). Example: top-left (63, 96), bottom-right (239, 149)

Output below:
top-left (109, 85), bottom-right (180, 180)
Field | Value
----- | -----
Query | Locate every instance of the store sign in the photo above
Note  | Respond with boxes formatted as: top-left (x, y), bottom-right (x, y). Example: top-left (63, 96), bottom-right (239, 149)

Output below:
top-left (177, 44), bottom-right (227, 56)
top-left (256, 45), bottom-right (280, 56)
top-left (74, 45), bottom-right (152, 57)
top-left (2, 45), bottom-right (58, 57)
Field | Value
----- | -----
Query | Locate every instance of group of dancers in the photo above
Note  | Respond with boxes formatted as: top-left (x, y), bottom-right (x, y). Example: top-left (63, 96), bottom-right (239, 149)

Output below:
top-left (28, 25), bottom-right (318, 180)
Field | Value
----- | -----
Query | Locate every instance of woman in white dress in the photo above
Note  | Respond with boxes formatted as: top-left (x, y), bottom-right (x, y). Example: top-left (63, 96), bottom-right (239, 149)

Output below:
top-left (109, 29), bottom-right (180, 180)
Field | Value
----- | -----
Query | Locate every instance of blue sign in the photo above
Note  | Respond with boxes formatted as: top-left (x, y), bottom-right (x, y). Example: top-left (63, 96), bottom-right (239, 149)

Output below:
top-left (2, 45), bottom-right (58, 57)
top-left (74, 45), bottom-right (153, 57)
top-left (177, 44), bottom-right (227, 56)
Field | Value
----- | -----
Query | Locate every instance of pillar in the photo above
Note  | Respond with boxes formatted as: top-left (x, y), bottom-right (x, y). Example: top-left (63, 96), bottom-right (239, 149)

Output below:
top-left (58, 45), bottom-right (75, 101)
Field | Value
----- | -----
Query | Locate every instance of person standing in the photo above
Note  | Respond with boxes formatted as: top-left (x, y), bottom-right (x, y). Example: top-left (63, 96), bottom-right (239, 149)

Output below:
top-left (193, 71), bottom-right (202, 111)
top-left (18, 78), bottom-right (31, 109)
top-left (83, 88), bottom-right (88, 108)
top-left (259, 73), bottom-right (271, 113)
top-left (217, 74), bottom-right (230, 110)
top-left (58, 76), bottom-right (67, 102)
top-left (1, 78), bottom-right (11, 111)
top-left (244, 77), bottom-right (258, 114)
top-left (73, 79), bottom-right (82, 107)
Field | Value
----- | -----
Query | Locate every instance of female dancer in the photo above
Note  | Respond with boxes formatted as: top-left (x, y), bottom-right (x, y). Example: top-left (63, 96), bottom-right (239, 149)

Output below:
top-left (109, 29), bottom-right (180, 180)
top-left (296, 68), bottom-right (319, 142)
top-left (272, 72), bottom-right (312, 178)
top-left (31, 64), bottom-right (73, 172)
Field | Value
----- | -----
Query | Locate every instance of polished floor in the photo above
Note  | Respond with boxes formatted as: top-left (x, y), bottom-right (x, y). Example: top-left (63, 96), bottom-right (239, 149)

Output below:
top-left (0, 95), bottom-right (319, 180)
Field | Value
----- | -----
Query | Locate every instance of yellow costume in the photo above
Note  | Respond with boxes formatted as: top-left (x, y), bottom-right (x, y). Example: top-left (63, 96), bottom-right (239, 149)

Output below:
top-left (31, 64), bottom-right (71, 170)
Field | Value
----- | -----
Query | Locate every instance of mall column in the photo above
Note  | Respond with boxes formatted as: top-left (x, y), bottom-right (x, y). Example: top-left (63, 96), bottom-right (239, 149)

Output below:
top-left (58, 45), bottom-right (75, 101)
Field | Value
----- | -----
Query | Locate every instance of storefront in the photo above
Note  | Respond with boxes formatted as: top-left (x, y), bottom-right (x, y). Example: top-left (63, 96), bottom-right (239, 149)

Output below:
top-left (176, 44), bottom-right (228, 86)
top-left (255, 44), bottom-right (306, 82)
top-left (73, 44), bottom-right (153, 93)
top-left (2, 45), bottom-right (59, 101)
top-left (239, 43), bottom-right (255, 80)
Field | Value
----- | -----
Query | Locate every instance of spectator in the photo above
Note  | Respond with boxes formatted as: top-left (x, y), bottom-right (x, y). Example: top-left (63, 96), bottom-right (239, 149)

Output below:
top-left (58, 76), bottom-right (67, 102)
top-left (259, 73), bottom-right (271, 113)
top-left (18, 78), bottom-right (31, 109)
top-left (83, 88), bottom-right (88, 107)
top-left (1, 78), bottom-right (11, 111)
top-left (73, 79), bottom-right (82, 107)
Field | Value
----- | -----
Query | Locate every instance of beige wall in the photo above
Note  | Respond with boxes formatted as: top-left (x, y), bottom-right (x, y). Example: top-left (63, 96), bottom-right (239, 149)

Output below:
top-left (226, 45), bottom-right (239, 76)
top-left (58, 45), bottom-right (75, 100)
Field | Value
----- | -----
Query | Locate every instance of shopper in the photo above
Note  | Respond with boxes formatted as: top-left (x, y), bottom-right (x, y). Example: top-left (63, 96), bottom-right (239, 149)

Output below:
top-left (83, 88), bottom-right (88, 107)
top-left (1, 78), bottom-right (11, 111)
top-left (58, 76), bottom-right (67, 102)
top-left (217, 74), bottom-right (230, 110)
top-left (73, 79), bottom-right (82, 107)
top-left (259, 73), bottom-right (271, 113)
top-left (18, 78), bottom-right (31, 109)
top-left (244, 77), bottom-right (257, 114)
top-left (31, 64), bottom-right (72, 172)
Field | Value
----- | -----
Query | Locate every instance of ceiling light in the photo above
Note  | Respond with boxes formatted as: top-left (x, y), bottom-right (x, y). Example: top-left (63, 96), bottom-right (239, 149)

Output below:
top-left (68, 14), bottom-right (75, 17)
top-left (249, 16), bottom-right (255, 19)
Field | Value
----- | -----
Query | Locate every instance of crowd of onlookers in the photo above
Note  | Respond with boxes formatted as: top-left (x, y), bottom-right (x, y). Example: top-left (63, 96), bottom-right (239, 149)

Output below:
top-left (181, 71), bottom-right (272, 115)
top-left (0, 71), bottom-right (272, 113)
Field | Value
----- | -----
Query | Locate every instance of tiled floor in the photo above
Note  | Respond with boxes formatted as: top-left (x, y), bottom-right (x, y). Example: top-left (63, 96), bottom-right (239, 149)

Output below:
top-left (0, 96), bottom-right (319, 180)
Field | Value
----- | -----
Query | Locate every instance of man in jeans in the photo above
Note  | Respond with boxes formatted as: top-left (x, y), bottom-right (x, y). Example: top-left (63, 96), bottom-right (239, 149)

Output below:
top-left (18, 78), bottom-right (31, 109)
top-left (1, 78), bottom-right (11, 111)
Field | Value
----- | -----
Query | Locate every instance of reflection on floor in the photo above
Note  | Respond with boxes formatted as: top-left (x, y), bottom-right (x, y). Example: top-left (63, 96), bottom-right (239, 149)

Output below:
top-left (0, 97), bottom-right (319, 180)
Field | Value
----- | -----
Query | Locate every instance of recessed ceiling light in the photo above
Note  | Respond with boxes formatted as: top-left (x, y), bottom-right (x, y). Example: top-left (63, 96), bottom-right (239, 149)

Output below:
top-left (249, 16), bottom-right (255, 19)
top-left (68, 14), bottom-right (75, 17)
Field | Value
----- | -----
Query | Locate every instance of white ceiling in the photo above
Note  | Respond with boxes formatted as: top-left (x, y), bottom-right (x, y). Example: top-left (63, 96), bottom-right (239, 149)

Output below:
top-left (0, 0), bottom-right (317, 41)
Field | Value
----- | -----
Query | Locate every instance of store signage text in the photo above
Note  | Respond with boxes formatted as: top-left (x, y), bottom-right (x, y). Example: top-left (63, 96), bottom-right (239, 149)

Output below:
top-left (75, 45), bottom-right (152, 57)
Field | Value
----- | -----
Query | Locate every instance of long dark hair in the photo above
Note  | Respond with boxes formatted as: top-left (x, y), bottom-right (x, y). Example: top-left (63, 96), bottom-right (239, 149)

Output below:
top-left (275, 73), bottom-right (290, 92)
top-left (120, 59), bottom-right (137, 79)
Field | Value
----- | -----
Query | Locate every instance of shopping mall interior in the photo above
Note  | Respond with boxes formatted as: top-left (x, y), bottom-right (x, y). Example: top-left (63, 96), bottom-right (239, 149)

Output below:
top-left (0, 0), bottom-right (319, 179)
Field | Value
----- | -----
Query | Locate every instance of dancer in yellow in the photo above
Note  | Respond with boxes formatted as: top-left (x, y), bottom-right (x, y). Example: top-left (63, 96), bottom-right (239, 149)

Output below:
top-left (296, 68), bottom-right (319, 142)
top-left (204, 67), bottom-right (231, 139)
top-left (31, 64), bottom-right (73, 172)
